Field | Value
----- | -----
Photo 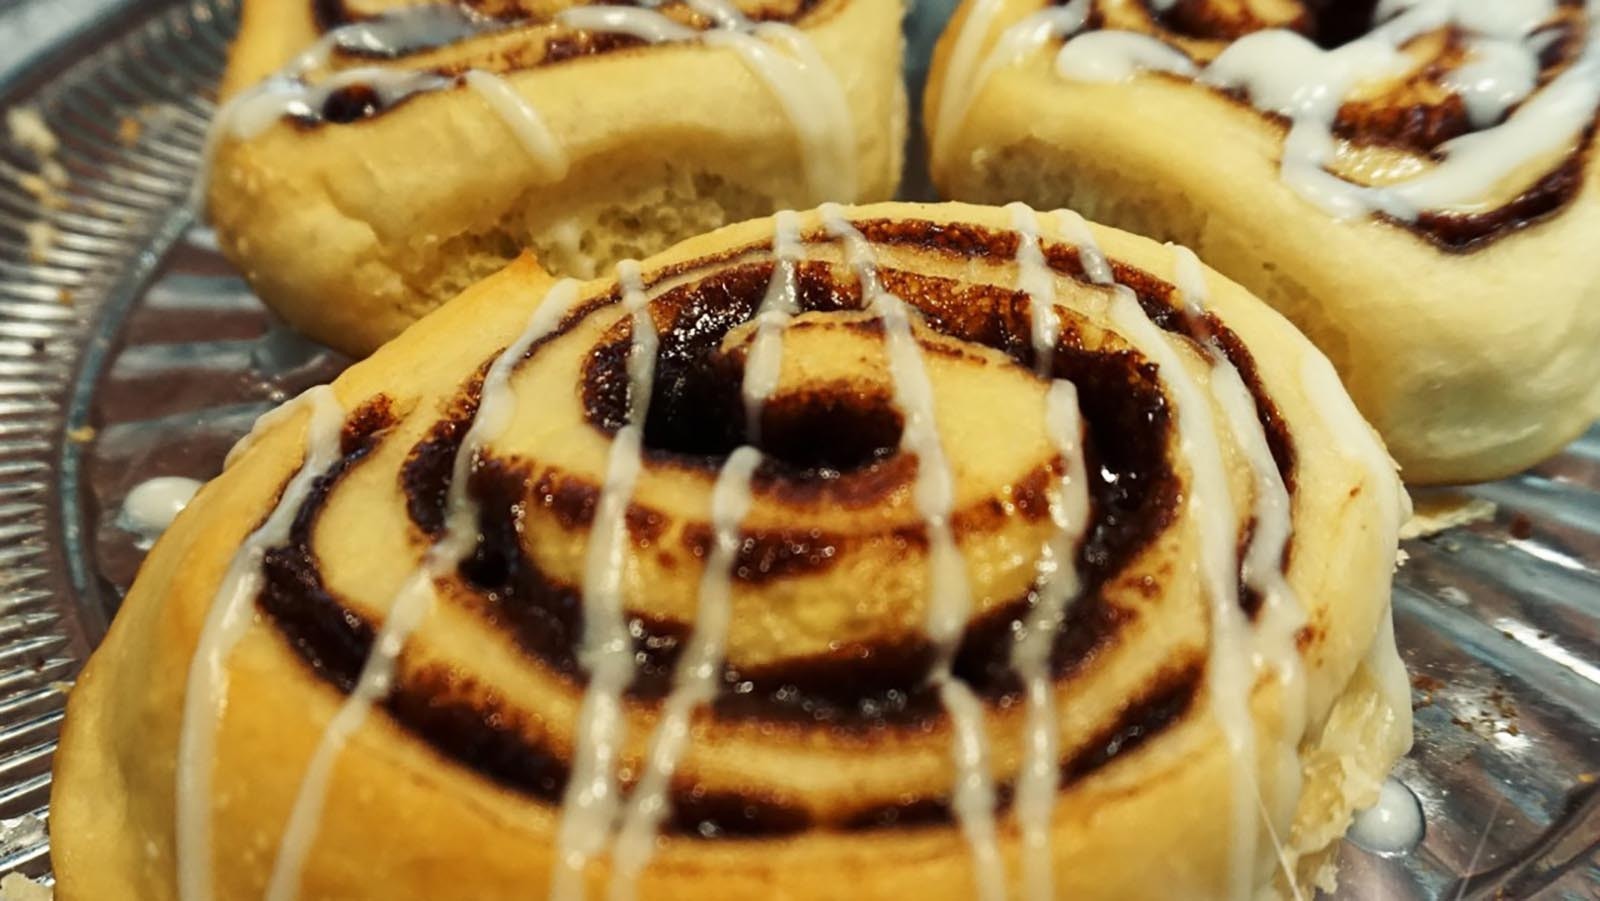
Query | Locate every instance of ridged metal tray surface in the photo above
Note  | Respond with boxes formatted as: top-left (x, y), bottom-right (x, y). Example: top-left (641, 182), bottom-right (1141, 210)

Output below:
top-left (0, 0), bottom-right (1596, 896)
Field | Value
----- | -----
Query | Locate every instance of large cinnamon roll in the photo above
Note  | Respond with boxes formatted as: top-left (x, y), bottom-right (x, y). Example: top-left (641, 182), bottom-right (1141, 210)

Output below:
top-left (53, 202), bottom-right (1410, 900)
top-left (925, 0), bottom-right (1600, 484)
top-left (207, 0), bottom-right (906, 356)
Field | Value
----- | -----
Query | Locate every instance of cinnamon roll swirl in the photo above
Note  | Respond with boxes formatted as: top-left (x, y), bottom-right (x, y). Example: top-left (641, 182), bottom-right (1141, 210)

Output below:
top-left (926, 0), bottom-right (1600, 484)
top-left (206, 0), bottom-right (906, 356)
top-left (53, 202), bottom-right (1410, 900)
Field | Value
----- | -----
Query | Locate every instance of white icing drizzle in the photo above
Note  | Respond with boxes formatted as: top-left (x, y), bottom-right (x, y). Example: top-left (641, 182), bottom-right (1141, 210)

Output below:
top-left (1168, 244), bottom-right (1310, 881)
top-left (1100, 264), bottom-right (1259, 899)
top-left (462, 70), bottom-right (570, 178)
top-left (931, 0), bottom-right (1090, 171)
top-left (1297, 347), bottom-right (1411, 731)
top-left (1052, 209), bottom-right (1111, 285)
top-left (120, 476), bottom-right (202, 541)
top-left (1034, 0), bottom-right (1598, 219)
top-left (1005, 204), bottom-right (1095, 901)
top-left (327, 4), bottom-right (495, 58)
top-left (551, 262), bottom-right (659, 901)
top-left (557, 3), bottom-right (857, 203)
top-left (741, 209), bottom-right (803, 440)
top-left (1169, 246), bottom-right (1306, 686)
top-left (818, 203), bottom-right (1006, 901)
top-left (262, 280), bottom-right (583, 901)
top-left (1347, 776), bottom-right (1424, 855)
top-left (175, 385), bottom-right (345, 901)
top-left (930, 0), bottom-right (1009, 168)
top-left (1445, 37), bottom-right (1540, 127)
top-left (607, 445), bottom-right (763, 901)
top-left (1006, 202), bottom-right (1062, 371)
top-left (1055, 31), bottom-right (1197, 82)
top-left (556, 6), bottom-right (697, 43)
top-left (225, 386), bottom-right (335, 469)
top-left (1013, 384), bottom-right (1090, 901)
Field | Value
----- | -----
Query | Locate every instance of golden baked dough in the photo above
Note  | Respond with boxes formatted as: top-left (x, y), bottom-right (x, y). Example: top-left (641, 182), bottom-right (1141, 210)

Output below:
top-left (54, 202), bottom-right (1410, 900)
top-left (208, 0), bottom-right (907, 356)
top-left (925, 0), bottom-right (1600, 484)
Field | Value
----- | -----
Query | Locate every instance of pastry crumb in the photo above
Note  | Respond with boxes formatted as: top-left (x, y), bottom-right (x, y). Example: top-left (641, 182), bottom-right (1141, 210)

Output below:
top-left (1400, 491), bottom-right (1496, 540)
top-left (67, 425), bottom-right (95, 443)
top-left (22, 222), bottom-right (56, 262)
top-left (117, 115), bottom-right (142, 146)
top-left (0, 873), bottom-right (50, 901)
top-left (39, 160), bottom-right (67, 190)
top-left (5, 106), bottom-right (58, 159)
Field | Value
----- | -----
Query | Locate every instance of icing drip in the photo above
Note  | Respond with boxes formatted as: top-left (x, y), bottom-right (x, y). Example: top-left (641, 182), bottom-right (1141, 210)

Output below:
top-left (1006, 202), bottom-right (1062, 372)
top-left (742, 209), bottom-right (803, 440)
top-left (263, 280), bottom-right (583, 901)
top-left (120, 476), bottom-right (202, 542)
top-left (1025, 0), bottom-right (1599, 219)
top-left (1012, 381), bottom-right (1088, 901)
top-left (819, 203), bottom-right (1005, 901)
top-left (607, 446), bottom-right (763, 901)
top-left (1101, 268), bottom-right (1259, 899)
top-left (1052, 209), bottom-right (1111, 285)
top-left (1007, 204), bottom-right (1094, 901)
top-left (555, 6), bottom-right (698, 43)
top-left (1298, 348), bottom-right (1412, 739)
top-left (931, 0), bottom-right (1009, 168)
top-left (1445, 37), bottom-right (1540, 127)
top-left (324, 3), bottom-right (496, 58)
top-left (932, 0), bottom-right (1090, 170)
top-left (176, 386), bottom-right (345, 901)
top-left (1348, 777), bottom-right (1425, 855)
top-left (552, 262), bottom-right (659, 901)
top-left (1169, 243), bottom-right (1309, 877)
top-left (557, 3), bottom-right (857, 203)
top-left (1055, 31), bottom-right (1197, 82)
top-left (462, 70), bottom-right (569, 177)
top-left (226, 385), bottom-right (341, 469)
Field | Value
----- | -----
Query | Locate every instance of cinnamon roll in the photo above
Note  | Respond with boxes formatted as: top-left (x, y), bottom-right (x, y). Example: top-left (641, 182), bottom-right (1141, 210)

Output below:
top-left (925, 0), bottom-right (1600, 484)
top-left (53, 202), bottom-right (1411, 900)
top-left (206, 0), bottom-right (906, 356)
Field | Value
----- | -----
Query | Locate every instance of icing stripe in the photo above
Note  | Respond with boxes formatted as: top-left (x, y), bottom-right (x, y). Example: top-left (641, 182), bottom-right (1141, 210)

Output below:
top-left (551, 262), bottom-right (658, 901)
top-left (462, 70), bottom-right (570, 178)
top-left (1169, 242), bottom-right (1308, 889)
top-left (557, 4), bottom-right (858, 203)
top-left (1005, 204), bottom-right (1092, 901)
top-left (820, 203), bottom-right (1006, 901)
top-left (1014, 380), bottom-right (1090, 901)
top-left (607, 446), bottom-right (764, 901)
top-left (263, 280), bottom-right (583, 901)
top-left (176, 385), bottom-right (345, 901)
top-left (1065, 227), bottom-right (1259, 898)
top-left (742, 209), bottom-right (803, 439)
top-left (931, 1), bottom-right (1090, 174)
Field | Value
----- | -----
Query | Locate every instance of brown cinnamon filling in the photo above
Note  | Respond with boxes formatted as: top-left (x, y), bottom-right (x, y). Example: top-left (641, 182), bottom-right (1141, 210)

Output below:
top-left (256, 221), bottom-right (1302, 837)
top-left (258, 399), bottom-right (1197, 836)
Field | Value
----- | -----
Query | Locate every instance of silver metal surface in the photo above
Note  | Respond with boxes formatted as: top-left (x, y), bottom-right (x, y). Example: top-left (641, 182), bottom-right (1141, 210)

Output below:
top-left (0, 0), bottom-right (1595, 896)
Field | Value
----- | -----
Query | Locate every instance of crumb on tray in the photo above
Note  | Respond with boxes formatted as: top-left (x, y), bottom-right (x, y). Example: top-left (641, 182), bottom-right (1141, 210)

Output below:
top-left (5, 106), bottom-right (58, 160)
top-left (22, 222), bottom-right (56, 262)
top-left (1400, 491), bottom-right (1496, 540)
top-left (0, 873), bottom-right (50, 901)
